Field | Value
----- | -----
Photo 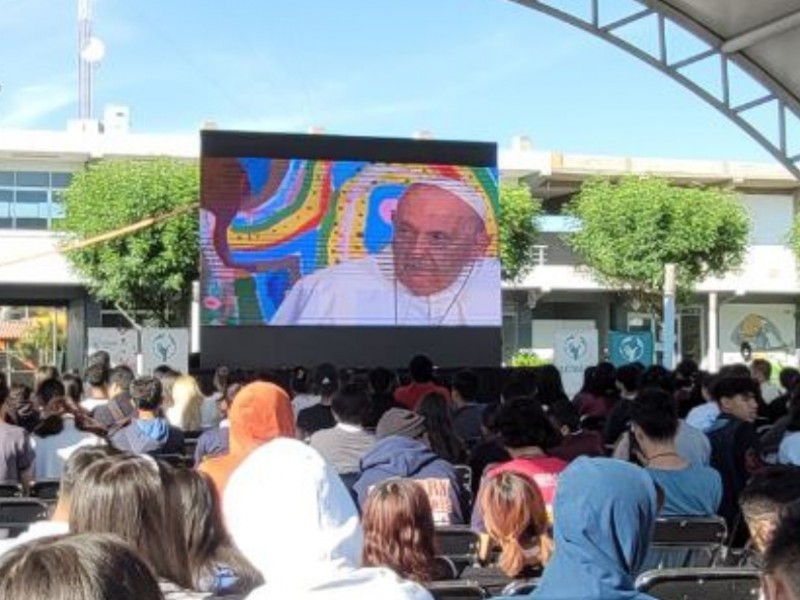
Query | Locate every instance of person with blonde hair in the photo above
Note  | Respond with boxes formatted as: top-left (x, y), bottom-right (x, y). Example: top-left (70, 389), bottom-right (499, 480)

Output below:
top-left (167, 375), bottom-right (203, 432)
top-left (478, 471), bottom-right (552, 578)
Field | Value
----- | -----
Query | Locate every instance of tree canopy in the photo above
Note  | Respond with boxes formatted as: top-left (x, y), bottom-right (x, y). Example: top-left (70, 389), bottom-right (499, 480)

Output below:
top-left (499, 182), bottom-right (542, 282)
top-left (58, 158), bottom-right (199, 327)
top-left (566, 176), bottom-right (750, 308)
top-left (789, 214), bottom-right (800, 262)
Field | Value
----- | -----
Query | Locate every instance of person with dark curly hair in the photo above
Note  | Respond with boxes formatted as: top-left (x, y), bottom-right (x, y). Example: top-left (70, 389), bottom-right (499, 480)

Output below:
top-left (471, 398), bottom-right (566, 531)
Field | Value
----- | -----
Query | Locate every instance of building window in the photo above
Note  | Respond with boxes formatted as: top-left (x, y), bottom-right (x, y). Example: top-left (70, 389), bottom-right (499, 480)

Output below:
top-left (0, 171), bottom-right (73, 230)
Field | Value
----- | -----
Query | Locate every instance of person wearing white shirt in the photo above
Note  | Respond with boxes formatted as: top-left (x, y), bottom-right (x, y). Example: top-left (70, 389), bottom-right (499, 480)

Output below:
top-left (200, 366), bottom-right (229, 430)
top-left (752, 359), bottom-right (781, 404)
top-left (31, 398), bottom-right (106, 480)
top-left (272, 181), bottom-right (500, 327)
top-left (778, 402), bottom-right (800, 466)
top-left (686, 400), bottom-right (721, 433)
top-left (79, 363), bottom-right (110, 413)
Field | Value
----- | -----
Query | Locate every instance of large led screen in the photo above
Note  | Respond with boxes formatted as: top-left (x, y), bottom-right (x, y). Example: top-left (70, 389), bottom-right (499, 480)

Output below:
top-left (201, 133), bottom-right (500, 328)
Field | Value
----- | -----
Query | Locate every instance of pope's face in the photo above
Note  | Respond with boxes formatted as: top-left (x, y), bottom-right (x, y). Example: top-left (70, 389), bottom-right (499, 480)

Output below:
top-left (392, 184), bottom-right (489, 296)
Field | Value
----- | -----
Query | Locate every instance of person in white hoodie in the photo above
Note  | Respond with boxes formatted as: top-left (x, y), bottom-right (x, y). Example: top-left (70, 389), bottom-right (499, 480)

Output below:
top-left (224, 437), bottom-right (433, 600)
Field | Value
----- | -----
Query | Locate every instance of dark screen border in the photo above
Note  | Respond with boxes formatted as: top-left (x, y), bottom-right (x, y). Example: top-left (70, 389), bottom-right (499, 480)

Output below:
top-left (201, 130), bottom-right (496, 167)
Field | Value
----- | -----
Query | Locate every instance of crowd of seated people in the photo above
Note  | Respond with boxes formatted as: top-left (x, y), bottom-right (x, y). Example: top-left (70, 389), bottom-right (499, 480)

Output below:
top-left (2, 351), bottom-right (800, 599)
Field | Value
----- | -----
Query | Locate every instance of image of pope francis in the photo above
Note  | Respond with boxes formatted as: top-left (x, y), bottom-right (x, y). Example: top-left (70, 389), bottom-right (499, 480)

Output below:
top-left (271, 175), bottom-right (500, 326)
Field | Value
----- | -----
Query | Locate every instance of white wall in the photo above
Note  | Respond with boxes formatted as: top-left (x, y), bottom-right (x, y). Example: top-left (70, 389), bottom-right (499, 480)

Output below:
top-left (531, 319), bottom-right (596, 359)
top-left (739, 194), bottom-right (794, 246)
top-left (0, 231), bottom-right (82, 285)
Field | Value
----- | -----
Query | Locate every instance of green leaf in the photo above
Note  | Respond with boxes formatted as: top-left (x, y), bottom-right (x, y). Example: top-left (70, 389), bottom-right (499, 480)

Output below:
top-left (499, 183), bottom-right (543, 282)
top-left (565, 176), bottom-right (749, 311)
top-left (57, 158), bottom-right (199, 326)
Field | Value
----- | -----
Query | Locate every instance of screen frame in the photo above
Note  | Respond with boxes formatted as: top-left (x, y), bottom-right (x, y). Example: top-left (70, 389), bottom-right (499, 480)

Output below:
top-left (200, 130), bottom-right (501, 369)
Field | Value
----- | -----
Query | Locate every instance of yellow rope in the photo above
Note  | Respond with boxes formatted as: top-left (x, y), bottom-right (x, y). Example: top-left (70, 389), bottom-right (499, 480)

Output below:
top-left (0, 203), bottom-right (199, 269)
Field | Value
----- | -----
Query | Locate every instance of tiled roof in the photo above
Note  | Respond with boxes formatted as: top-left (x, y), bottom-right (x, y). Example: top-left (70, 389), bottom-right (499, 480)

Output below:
top-left (0, 320), bottom-right (33, 340)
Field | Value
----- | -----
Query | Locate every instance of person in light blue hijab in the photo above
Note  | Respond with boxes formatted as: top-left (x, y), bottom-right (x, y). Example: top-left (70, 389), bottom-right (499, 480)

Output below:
top-left (531, 457), bottom-right (658, 600)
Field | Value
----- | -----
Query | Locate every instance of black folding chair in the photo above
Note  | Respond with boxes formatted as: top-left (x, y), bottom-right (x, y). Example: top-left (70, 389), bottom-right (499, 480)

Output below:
top-left (0, 498), bottom-right (50, 537)
top-left (501, 579), bottom-right (539, 596)
top-left (648, 516), bottom-right (728, 568)
top-left (435, 526), bottom-right (481, 575)
top-left (0, 481), bottom-right (24, 498)
top-left (636, 568), bottom-right (760, 600)
top-left (156, 453), bottom-right (191, 468)
top-left (425, 580), bottom-right (489, 600)
top-left (30, 479), bottom-right (61, 502)
top-left (184, 438), bottom-right (199, 464)
top-left (453, 465), bottom-right (474, 514)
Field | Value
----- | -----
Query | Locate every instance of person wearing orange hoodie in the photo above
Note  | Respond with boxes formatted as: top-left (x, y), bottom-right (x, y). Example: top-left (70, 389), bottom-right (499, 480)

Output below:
top-left (198, 381), bottom-right (295, 499)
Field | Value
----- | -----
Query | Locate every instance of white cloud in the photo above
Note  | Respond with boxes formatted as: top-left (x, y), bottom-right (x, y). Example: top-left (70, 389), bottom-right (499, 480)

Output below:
top-left (0, 84), bottom-right (75, 128)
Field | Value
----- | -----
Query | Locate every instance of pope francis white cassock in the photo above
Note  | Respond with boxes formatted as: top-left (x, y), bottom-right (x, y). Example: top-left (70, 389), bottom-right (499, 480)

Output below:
top-left (271, 180), bottom-right (501, 327)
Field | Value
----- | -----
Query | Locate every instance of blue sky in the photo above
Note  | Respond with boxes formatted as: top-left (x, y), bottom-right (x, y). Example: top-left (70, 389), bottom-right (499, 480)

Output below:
top-left (0, 0), bottom-right (785, 163)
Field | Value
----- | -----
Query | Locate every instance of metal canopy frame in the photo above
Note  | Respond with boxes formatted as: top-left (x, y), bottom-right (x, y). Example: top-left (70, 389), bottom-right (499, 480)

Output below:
top-left (508, 0), bottom-right (800, 179)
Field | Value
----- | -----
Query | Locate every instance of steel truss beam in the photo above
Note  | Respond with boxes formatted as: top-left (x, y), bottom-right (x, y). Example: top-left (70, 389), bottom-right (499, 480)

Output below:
top-left (508, 0), bottom-right (800, 179)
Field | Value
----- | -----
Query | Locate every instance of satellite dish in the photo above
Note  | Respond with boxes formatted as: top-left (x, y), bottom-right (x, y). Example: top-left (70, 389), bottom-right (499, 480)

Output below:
top-left (80, 37), bottom-right (105, 64)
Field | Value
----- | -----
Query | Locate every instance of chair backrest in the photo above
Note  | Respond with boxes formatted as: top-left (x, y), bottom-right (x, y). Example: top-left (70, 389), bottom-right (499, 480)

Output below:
top-left (435, 526), bottom-right (480, 575)
top-left (0, 498), bottom-right (50, 536)
top-left (453, 465), bottom-right (474, 514)
top-left (649, 516), bottom-right (728, 568)
top-left (453, 465), bottom-right (472, 494)
top-left (425, 580), bottom-right (489, 600)
top-left (0, 481), bottom-right (24, 498)
top-left (636, 567), bottom-right (760, 600)
top-left (157, 453), bottom-right (190, 468)
top-left (501, 579), bottom-right (539, 596)
top-left (184, 438), bottom-right (199, 462)
top-left (183, 430), bottom-right (204, 441)
top-left (30, 479), bottom-right (61, 501)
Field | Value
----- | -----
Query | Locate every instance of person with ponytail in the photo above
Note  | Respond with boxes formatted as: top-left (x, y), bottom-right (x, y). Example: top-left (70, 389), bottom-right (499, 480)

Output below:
top-left (477, 471), bottom-right (552, 578)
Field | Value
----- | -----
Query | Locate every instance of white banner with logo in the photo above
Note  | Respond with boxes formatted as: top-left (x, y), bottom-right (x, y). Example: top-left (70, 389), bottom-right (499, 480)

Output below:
top-left (554, 329), bottom-right (599, 398)
top-left (87, 328), bottom-right (139, 370)
top-left (141, 328), bottom-right (189, 375)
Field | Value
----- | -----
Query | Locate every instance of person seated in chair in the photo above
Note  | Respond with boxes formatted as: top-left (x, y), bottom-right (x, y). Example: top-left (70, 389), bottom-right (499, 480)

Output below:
top-left (471, 398), bottom-right (567, 531)
top-left (109, 377), bottom-right (184, 457)
top-left (309, 383), bottom-right (375, 476)
top-left (762, 501), bottom-right (800, 600)
top-left (739, 465), bottom-right (800, 567)
top-left (629, 388), bottom-right (721, 517)
top-left (529, 457), bottom-right (659, 600)
top-left (354, 408), bottom-right (464, 525)
top-left (706, 376), bottom-right (761, 528)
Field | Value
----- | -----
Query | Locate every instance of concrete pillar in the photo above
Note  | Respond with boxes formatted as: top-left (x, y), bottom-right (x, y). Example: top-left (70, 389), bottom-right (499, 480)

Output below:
top-left (66, 294), bottom-right (102, 372)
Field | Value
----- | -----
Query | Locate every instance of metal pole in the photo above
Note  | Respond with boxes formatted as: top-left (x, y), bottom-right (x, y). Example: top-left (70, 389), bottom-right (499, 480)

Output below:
top-left (78, 0), bottom-right (92, 119)
top-left (708, 292), bottom-right (719, 372)
top-left (663, 264), bottom-right (677, 369)
top-left (51, 307), bottom-right (57, 367)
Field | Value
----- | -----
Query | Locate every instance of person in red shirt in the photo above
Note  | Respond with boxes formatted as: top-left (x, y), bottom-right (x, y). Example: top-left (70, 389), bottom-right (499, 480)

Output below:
top-left (471, 397), bottom-right (567, 530)
top-left (394, 355), bottom-right (449, 411)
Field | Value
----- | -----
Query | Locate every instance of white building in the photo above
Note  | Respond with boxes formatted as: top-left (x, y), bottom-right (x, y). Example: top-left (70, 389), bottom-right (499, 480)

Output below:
top-left (501, 145), bottom-right (800, 370)
top-left (1, 119), bottom-right (798, 370)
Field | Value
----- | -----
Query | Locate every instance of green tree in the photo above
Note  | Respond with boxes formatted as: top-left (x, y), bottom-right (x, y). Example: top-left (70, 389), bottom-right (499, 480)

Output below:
top-left (566, 176), bottom-right (749, 309)
top-left (788, 214), bottom-right (800, 261)
top-left (17, 314), bottom-right (67, 367)
top-left (499, 182), bottom-right (543, 282)
top-left (58, 158), bottom-right (199, 326)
